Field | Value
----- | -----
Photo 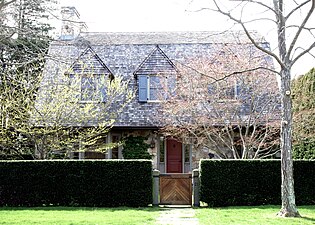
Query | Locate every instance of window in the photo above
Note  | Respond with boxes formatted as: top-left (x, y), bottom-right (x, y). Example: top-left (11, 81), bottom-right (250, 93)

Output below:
top-left (138, 75), bottom-right (175, 102)
top-left (149, 76), bottom-right (161, 101)
top-left (70, 136), bottom-right (108, 159)
top-left (235, 79), bottom-right (253, 100)
top-left (69, 74), bottom-right (107, 102)
top-left (81, 75), bottom-right (97, 101)
top-left (208, 80), bottom-right (242, 100)
top-left (207, 83), bottom-right (217, 95)
top-left (184, 144), bottom-right (190, 163)
top-left (111, 134), bottom-right (121, 159)
top-left (159, 138), bottom-right (165, 163)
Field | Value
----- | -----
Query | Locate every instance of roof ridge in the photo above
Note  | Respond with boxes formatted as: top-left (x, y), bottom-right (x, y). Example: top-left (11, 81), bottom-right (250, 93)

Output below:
top-left (53, 30), bottom-right (266, 45)
top-left (78, 30), bottom-right (259, 34)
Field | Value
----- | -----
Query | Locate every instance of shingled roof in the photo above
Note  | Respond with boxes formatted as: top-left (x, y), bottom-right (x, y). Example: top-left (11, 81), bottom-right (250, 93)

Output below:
top-left (67, 47), bottom-right (113, 75)
top-left (87, 30), bottom-right (265, 45)
top-left (53, 30), bottom-right (267, 46)
top-left (133, 45), bottom-right (178, 76)
top-left (39, 30), bottom-right (275, 128)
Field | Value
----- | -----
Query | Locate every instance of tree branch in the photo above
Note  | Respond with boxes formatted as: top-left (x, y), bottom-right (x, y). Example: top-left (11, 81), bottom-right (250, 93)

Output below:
top-left (235, 0), bottom-right (277, 14)
top-left (291, 42), bottom-right (315, 66)
top-left (285, 0), bottom-right (311, 21)
top-left (0, 0), bottom-right (16, 11)
top-left (212, 0), bottom-right (285, 68)
top-left (287, 0), bottom-right (315, 60)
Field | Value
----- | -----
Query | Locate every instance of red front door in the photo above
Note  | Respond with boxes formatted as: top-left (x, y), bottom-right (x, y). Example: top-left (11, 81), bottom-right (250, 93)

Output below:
top-left (166, 139), bottom-right (182, 173)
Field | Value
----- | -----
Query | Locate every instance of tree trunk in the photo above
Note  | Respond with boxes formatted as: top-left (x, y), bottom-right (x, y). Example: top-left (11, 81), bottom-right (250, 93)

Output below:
top-left (278, 68), bottom-right (300, 217)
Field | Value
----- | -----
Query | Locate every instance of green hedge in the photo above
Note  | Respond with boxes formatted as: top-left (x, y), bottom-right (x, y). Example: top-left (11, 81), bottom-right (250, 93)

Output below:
top-left (293, 139), bottom-right (315, 159)
top-left (0, 154), bottom-right (34, 160)
top-left (0, 160), bottom-right (152, 207)
top-left (200, 159), bottom-right (315, 207)
top-left (122, 136), bottom-right (152, 159)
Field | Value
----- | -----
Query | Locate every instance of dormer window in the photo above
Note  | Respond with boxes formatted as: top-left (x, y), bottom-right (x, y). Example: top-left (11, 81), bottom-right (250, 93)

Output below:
top-left (134, 45), bottom-right (178, 103)
top-left (66, 47), bottom-right (113, 102)
top-left (138, 75), bottom-right (175, 102)
top-left (69, 74), bottom-right (107, 102)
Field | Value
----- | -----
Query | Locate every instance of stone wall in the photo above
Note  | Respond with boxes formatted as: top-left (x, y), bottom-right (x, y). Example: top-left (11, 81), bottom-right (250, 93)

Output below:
top-left (191, 145), bottom-right (211, 170)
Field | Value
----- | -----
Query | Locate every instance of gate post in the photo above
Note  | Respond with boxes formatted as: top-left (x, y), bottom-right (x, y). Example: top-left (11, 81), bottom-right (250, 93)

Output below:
top-left (193, 169), bottom-right (200, 207)
top-left (152, 169), bottom-right (160, 206)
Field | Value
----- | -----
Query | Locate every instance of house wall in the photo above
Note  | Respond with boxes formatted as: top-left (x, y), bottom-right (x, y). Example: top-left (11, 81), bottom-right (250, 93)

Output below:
top-left (112, 129), bottom-right (212, 173)
top-left (191, 145), bottom-right (212, 170)
top-left (39, 32), bottom-right (279, 165)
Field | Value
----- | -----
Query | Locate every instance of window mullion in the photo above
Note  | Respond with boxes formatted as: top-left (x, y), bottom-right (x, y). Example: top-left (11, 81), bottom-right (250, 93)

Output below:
top-left (147, 76), bottom-right (150, 100)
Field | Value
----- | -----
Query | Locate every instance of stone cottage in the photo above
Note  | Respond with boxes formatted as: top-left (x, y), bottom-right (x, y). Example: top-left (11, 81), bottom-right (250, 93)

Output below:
top-left (36, 8), bottom-right (279, 173)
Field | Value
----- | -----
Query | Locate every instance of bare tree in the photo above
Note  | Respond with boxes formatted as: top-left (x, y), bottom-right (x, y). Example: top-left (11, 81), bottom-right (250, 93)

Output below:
top-left (159, 43), bottom-right (280, 159)
top-left (192, 0), bottom-right (315, 217)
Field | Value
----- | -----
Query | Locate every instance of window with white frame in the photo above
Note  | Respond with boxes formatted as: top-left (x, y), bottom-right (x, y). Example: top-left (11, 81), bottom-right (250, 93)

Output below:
top-left (138, 75), bottom-right (175, 102)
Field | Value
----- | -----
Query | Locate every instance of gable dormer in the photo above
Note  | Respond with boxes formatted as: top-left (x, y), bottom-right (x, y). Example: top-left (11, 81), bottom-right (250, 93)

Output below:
top-left (70, 47), bottom-right (112, 75)
top-left (134, 46), bottom-right (177, 102)
top-left (134, 45), bottom-right (177, 75)
top-left (67, 47), bottom-right (113, 102)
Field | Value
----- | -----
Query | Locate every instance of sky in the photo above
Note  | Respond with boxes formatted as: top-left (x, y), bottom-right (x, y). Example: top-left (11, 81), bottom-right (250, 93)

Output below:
top-left (58, 0), bottom-right (315, 77)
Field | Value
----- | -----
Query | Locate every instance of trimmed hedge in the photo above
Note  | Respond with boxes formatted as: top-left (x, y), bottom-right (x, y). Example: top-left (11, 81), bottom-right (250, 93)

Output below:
top-left (0, 160), bottom-right (152, 207)
top-left (200, 159), bottom-right (315, 207)
top-left (0, 154), bottom-right (34, 160)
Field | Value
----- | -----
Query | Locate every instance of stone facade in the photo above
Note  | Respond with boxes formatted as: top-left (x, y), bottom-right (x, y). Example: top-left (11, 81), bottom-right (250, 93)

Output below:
top-left (38, 31), bottom-right (276, 172)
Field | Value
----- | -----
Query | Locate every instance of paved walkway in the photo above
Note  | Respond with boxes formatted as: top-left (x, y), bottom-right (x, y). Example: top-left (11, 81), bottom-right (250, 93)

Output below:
top-left (156, 206), bottom-right (199, 225)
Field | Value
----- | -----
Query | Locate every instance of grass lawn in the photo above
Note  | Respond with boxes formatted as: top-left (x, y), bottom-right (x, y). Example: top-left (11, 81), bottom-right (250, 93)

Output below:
top-left (1, 205), bottom-right (315, 224)
top-left (195, 205), bottom-right (315, 225)
top-left (0, 207), bottom-right (160, 225)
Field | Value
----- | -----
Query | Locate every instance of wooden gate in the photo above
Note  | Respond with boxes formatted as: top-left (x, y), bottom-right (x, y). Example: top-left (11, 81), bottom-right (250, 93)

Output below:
top-left (160, 173), bottom-right (192, 205)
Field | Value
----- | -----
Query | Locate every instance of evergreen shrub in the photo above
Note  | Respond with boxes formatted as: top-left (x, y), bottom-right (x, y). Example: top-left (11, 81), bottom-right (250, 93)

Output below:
top-left (122, 136), bottom-right (152, 159)
top-left (293, 138), bottom-right (315, 159)
top-left (200, 159), bottom-right (315, 207)
top-left (0, 160), bottom-right (152, 207)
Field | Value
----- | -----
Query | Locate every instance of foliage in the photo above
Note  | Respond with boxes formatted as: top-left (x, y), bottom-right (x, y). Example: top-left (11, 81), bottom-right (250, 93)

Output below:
top-left (293, 138), bottom-right (315, 159)
top-left (0, 0), bottom-right (134, 159)
top-left (0, 0), bottom-right (57, 155)
top-left (122, 136), bottom-right (152, 159)
top-left (27, 74), bottom-right (133, 159)
top-left (0, 154), bottom-right (33, 160)
top-left (0, 160), bottom-right (153, 207)
top-left (199, 159), bottom-right (315, 207)
top-left (292, 68), bottom-right (315, 159)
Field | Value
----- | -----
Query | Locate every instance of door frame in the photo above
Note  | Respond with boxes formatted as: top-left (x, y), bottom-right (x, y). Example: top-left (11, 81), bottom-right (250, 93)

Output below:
top-left (165, 138), bottom-right (183, 173)
top-left (158, 136), bottom-right (192, 174)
